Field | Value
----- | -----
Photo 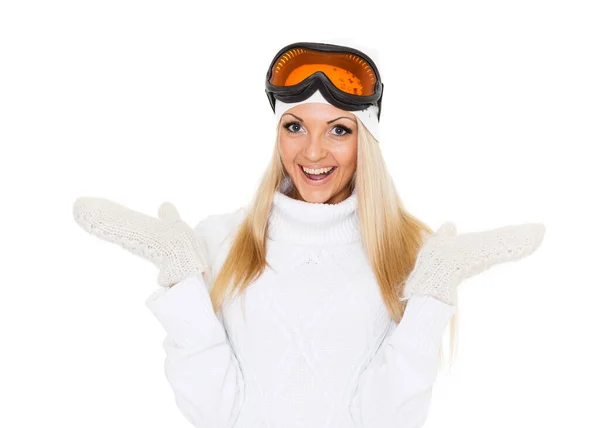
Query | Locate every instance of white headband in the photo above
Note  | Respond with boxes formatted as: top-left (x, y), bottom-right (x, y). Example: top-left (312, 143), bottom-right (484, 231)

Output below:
top-left (274, 89), bottom-right (381, 142)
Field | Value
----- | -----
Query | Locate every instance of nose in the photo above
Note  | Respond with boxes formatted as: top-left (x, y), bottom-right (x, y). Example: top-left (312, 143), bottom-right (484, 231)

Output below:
top-left (302, 133), bottom-right (328, 161)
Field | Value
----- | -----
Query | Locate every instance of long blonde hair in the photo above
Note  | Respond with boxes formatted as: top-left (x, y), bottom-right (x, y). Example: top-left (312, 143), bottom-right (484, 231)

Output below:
top-left (209, 117), bottom-right (459, 367)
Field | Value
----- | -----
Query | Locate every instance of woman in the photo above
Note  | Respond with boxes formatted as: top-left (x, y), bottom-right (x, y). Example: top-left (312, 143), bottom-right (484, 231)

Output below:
top-left (72, 42), bottom-right (545, 428)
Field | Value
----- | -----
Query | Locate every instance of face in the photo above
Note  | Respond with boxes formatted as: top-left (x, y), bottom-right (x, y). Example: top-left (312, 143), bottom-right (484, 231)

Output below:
top-left (278, 102), bottom-right (358, 204)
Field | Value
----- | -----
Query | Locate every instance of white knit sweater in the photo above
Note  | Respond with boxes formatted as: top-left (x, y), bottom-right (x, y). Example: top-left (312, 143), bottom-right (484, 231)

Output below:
top-left (145, 183), bottom-right (457, 428)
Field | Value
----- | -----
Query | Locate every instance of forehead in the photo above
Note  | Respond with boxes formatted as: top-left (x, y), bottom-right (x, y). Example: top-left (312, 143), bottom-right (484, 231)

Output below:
top-left (284, 102), bottom-right (356, 123)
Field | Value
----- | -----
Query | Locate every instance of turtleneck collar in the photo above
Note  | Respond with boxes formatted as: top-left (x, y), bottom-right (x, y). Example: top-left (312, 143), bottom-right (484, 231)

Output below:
top-left (268, 176), bottom-right (361, 245)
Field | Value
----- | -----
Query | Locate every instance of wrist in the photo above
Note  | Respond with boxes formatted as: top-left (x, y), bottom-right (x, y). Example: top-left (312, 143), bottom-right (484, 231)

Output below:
top-left (401, 279), bottom-right (455, 306)
top-left (161, 259), bottom-right (207, 288)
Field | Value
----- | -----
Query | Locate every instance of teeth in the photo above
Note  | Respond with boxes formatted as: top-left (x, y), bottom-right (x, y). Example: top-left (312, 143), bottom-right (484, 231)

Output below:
top-left (302, 166), bottom-right (334, 174)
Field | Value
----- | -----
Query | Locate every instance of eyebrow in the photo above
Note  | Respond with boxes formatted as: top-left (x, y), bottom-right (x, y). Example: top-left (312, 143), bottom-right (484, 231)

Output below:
top-left (282, 112), bottom-right (357, 124)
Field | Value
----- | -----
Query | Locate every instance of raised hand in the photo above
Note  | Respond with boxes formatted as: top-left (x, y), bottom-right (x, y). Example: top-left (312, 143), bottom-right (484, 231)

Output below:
top-left (72, 197), bottom-right (208, 287)
top-left (400, 222), bottom-right (546, 305)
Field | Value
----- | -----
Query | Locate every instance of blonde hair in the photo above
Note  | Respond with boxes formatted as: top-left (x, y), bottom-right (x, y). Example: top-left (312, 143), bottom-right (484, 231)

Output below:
top-left (209, 117), bottom-right (459, 368)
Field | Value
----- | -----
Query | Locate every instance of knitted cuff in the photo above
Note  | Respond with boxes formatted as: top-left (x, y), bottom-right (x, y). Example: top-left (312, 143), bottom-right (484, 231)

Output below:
top-left (145, 274), bottom-right (226, 348)
top-left (388, 294), bottom-right (456, 356)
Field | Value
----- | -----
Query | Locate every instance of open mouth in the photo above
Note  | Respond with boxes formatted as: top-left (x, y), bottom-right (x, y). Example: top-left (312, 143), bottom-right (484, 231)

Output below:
top-left (299, 165), bottom-right (337, 181)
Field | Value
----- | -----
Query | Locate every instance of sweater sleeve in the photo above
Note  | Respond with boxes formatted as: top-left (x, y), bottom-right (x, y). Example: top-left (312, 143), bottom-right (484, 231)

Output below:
top-left (145, 274), bottom-right (245, 428)
top-left (349, 294), bottom-right (456, 428)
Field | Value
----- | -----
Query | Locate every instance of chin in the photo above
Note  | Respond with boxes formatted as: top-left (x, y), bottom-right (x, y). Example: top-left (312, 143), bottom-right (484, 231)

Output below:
top-left (293, 185), bottom-right (340, 204)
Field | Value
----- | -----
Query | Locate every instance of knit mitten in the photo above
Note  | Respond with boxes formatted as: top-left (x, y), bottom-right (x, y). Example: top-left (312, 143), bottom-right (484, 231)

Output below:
top-left (73, 197), bottom-right (208, 288)
top-left (399, 222), bottom-right (546, 306)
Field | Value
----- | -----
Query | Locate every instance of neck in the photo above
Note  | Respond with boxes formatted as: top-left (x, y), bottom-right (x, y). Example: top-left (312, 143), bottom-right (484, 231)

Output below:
top-left (268, 177), bottom-right (361, 246)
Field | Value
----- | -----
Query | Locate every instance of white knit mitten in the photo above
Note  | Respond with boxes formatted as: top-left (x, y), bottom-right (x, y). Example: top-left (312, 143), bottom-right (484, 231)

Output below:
top-left (73, 197), bottom-right (208, 288)
top-left (400, 222), bottom-right (546, 305)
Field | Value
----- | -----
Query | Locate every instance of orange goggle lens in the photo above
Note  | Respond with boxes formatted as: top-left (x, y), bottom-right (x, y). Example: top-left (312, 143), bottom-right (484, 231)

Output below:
top-left (269, 47), bottom-right (377, 97)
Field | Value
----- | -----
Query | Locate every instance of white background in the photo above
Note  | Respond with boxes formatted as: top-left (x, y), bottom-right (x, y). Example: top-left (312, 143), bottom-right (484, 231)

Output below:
top-left (1, 0), bottom-right (598, 426)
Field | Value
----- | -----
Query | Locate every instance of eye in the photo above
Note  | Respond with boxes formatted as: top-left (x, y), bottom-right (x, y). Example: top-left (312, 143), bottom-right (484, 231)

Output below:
top-left (283, 121), bottom-right (303, 134)
top-left (332, 125), bottom-right (352, 136)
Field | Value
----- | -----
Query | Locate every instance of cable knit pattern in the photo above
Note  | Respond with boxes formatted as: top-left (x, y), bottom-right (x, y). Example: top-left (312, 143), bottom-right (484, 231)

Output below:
top-left (145, 178), bottom-right (457, 428)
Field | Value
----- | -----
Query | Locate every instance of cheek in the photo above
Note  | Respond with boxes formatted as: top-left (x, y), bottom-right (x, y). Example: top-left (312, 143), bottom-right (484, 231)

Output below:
top-left (278, 138), bottom-right (296, 164)
top-left (331, 140), bottom-right (358, 169)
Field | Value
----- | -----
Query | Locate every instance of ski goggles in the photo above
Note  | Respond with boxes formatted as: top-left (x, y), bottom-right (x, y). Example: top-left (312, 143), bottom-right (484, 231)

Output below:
top-left (265, 42), bottom-right (384, 121)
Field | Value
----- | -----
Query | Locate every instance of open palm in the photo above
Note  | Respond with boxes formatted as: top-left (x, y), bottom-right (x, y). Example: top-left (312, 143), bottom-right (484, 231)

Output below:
top-left (72, 197), bottom-right (208, 287)
top-left (401, 221), bottom-right (546, 305)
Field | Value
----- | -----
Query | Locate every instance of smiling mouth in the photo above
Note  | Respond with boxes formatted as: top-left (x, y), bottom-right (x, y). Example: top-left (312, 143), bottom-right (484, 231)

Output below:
top-left (299, 164), bottom-right (337, 181)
